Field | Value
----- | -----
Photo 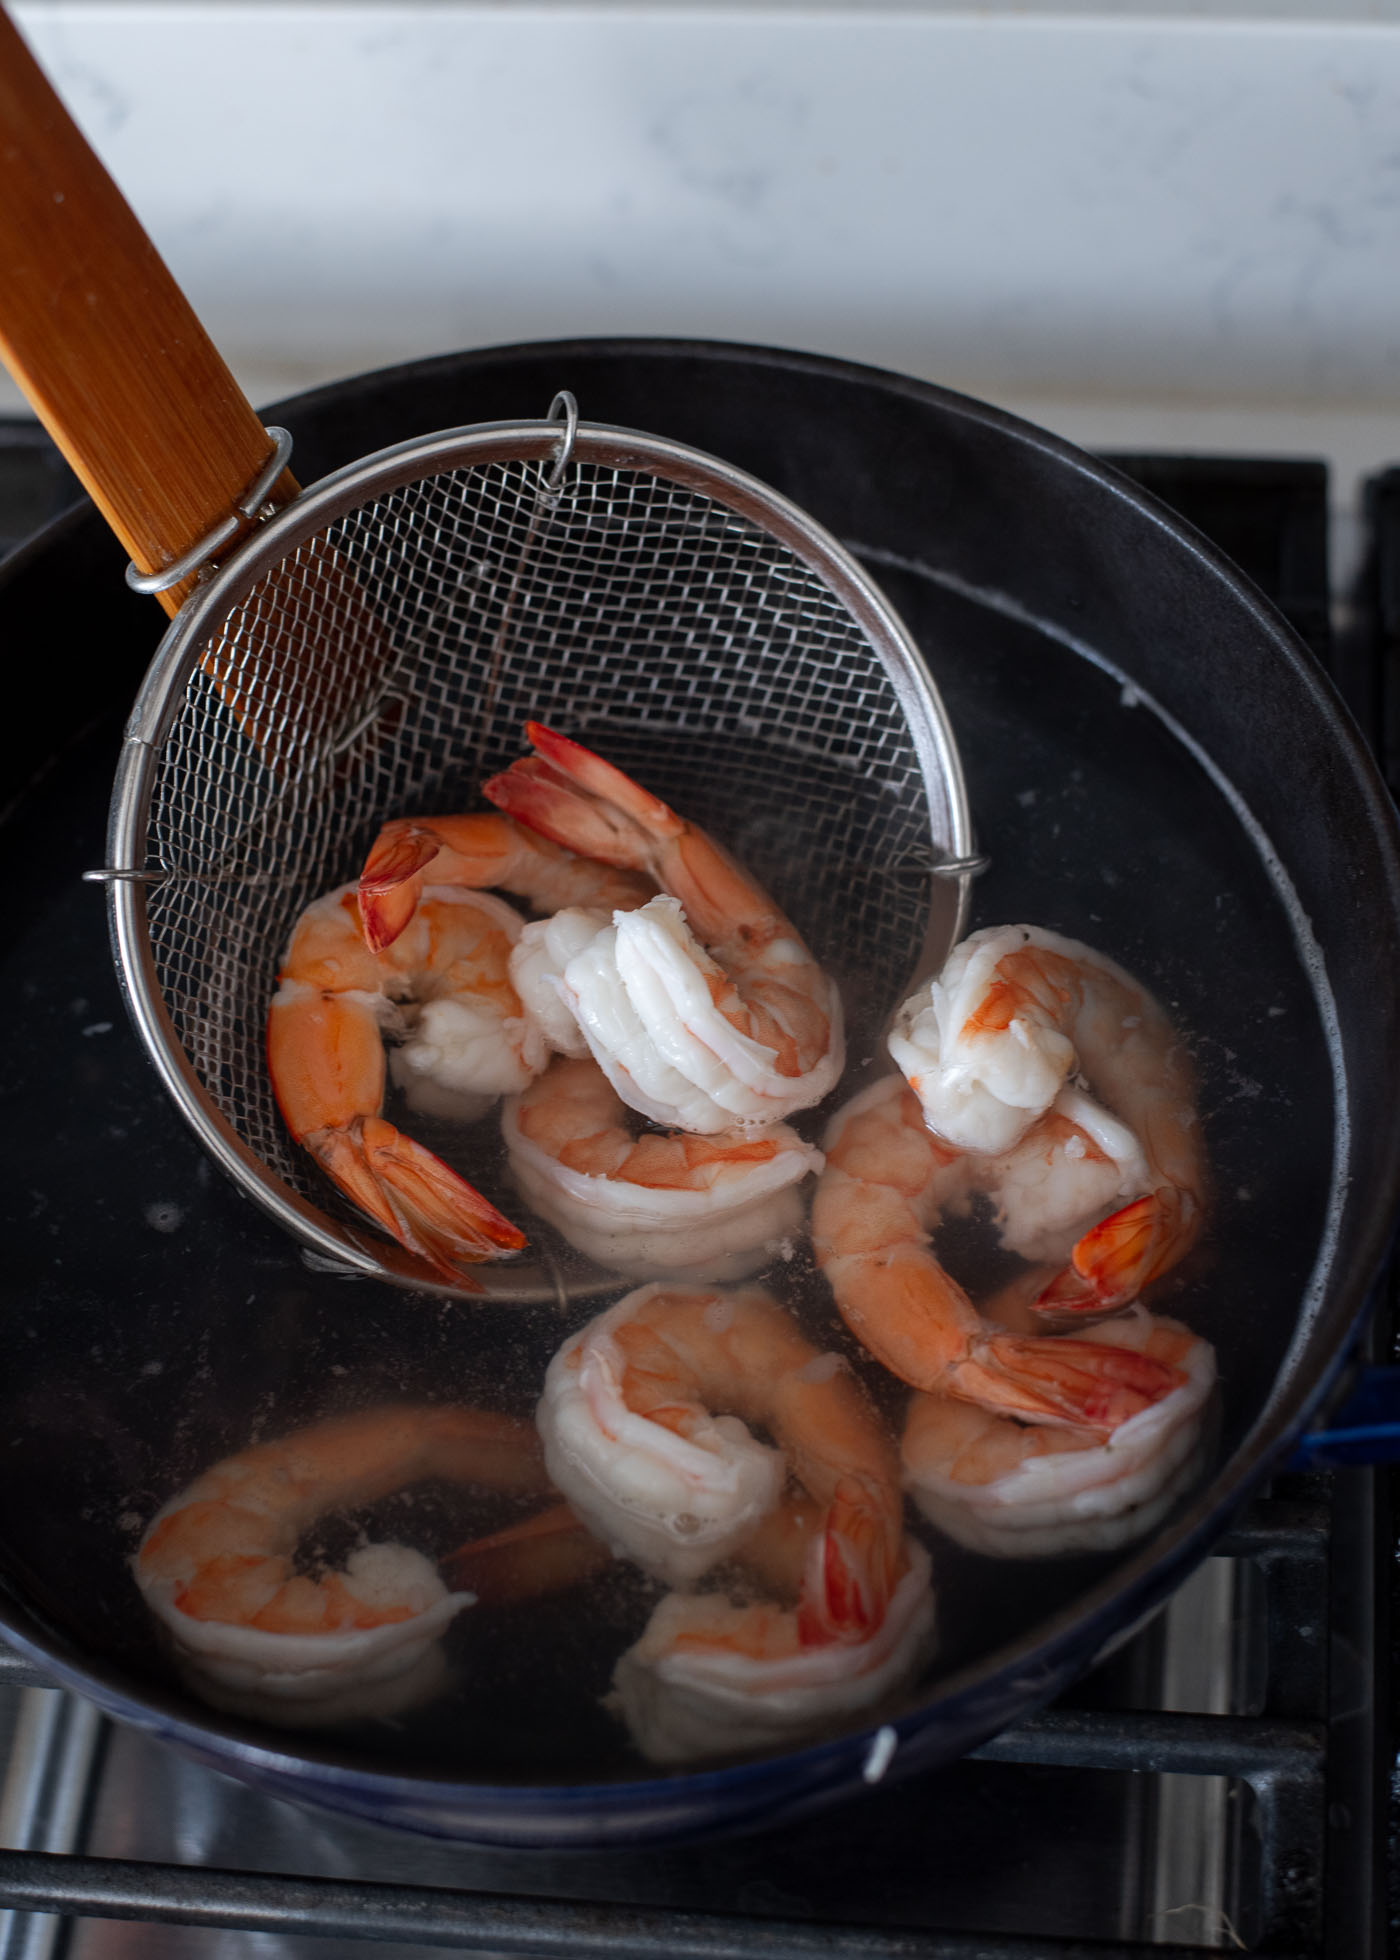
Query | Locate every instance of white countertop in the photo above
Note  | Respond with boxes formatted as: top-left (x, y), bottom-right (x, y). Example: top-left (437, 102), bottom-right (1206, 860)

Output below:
top-left (8, 3), bottom-right (1400, 569)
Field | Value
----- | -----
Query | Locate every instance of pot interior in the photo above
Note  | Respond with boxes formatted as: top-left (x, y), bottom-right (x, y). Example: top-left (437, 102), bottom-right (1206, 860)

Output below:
top-left (0, 340), bottom-right (1391, 1830)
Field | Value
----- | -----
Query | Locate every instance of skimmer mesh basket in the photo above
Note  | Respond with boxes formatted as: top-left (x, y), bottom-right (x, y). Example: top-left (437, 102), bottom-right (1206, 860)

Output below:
top-left (104, 410), bottom-right (973, 1298)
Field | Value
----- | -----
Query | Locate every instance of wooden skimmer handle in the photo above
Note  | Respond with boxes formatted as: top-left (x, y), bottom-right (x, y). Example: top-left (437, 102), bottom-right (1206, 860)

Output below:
top-left (0, 6), bottom-right (298, 616)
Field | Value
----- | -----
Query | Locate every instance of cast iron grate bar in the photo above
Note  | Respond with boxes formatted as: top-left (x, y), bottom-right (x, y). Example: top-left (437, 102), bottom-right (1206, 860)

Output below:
top-left (979, 1710), bottom-right (1325, 1952)
top-left (1217, 1501), bottom-right (1329, 1563)
top-left (974, 1707), bottom-right (1325, 1781)
top-left (0, 1847), bottom-right (1302, 1959)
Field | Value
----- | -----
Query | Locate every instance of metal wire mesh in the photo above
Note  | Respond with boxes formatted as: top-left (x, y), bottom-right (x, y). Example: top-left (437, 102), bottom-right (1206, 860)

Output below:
top-left (121, 429), bottom-right (962, 1286)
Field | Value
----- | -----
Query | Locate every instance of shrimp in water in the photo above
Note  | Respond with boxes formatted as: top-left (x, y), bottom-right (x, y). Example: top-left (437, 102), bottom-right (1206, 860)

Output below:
top-left (812, 1074), bottom-right (1200, 1440)
top-left (902, 1314), bottom-right (1215, 1558)
top-left (266, 884), bottom-right (528, 1280)
top-left (989, 1085), bottom-right (1151, 1265)
top-left (134, 1405), bottom-right (551, 1727)
top-left (888, 925), bottom-right (1204, 1313)
top-left (612, 1485), bottom-right (934, 1766)
top-left (480, 723), bottom-right (846, 1133)
top-left (358, 809), bottom-right (654, 955)
top-left (538, 1282), bottom-right (934, 1765)
top-left (503, 1056), bottom-right (823, 1282)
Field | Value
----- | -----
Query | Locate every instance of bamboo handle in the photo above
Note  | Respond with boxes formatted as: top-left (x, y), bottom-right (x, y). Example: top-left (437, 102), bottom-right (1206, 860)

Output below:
top-left (0, 6), bottom-right (297, 615)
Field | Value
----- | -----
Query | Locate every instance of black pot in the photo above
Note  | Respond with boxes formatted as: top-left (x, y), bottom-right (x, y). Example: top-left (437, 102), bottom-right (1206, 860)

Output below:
top-left (2, 337), bottom-right (1397, 1847)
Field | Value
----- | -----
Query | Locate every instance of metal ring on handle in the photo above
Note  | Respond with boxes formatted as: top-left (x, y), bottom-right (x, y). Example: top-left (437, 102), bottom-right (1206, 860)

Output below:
top-left (124, 425), bottom-right (294, 596)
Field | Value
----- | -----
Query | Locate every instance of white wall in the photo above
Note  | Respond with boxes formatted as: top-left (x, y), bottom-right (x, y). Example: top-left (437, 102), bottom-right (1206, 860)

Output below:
top-left (9, 3), bottom-right (1400, 554)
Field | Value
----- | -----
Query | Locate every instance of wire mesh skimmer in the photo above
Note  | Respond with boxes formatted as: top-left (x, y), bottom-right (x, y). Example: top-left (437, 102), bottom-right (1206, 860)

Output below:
top-left (98, 399), bottom-right (977, 1300)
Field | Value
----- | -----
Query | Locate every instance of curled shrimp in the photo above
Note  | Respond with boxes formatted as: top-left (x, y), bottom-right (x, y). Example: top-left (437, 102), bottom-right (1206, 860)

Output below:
top-left (357, 809), bottom-right (654, 955)
top-left (889, 924), bottom-right (1204, 1313)
top-left (536, 1281), bottom-right (933, 1764)
top-left (480, 723), bottom-right (846, 1133)
top-left (812, 1074), bottom-right (1194, 1434)
top-left (502, 1055), bottom-right (823, 1282)
top-left (266, 884), bottom-right (528, 1281)
top-left (902, 1314), bottom-right (1216, 1558)
top-left (537, 1280), bottom-right (903, 1584)
top-left (134, 1404), bottom-right (551, 1727)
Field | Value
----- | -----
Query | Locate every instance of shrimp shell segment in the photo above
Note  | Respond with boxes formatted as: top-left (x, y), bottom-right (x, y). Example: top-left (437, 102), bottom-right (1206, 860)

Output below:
top-left (503, 1056), bottom-right (823, 1283)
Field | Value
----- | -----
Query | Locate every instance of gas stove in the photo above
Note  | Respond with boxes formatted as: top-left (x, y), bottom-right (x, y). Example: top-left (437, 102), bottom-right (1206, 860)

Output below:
top-left (0, 423), bottom-right (1391, 1959)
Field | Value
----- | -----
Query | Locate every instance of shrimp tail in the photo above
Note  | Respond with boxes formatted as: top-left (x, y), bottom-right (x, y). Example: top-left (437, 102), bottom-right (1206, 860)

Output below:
top-left (1034, 1187), bottom-right (1201, 1316)
top-left (951, 1332), bottom-right (1187, 1437)
top-left (483, 721), bottom-right (682, 869)
top-left (307, 1115), bottom-right (527, 1280)
top-left (795, 1478), bottom-right (899, 1648)
top-left (440, 1501), bottom-right (611, 1603)
top-left (357, 822), bottom-right (441, 953)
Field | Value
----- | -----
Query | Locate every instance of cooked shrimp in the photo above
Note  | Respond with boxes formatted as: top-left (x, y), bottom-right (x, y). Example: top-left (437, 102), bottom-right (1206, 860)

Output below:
top-left (481, 723), bottom-right (845, 1133)
top-left (812, 1074), bottom-right (1192, 1431)
top-left (503, 1056), bottom-right (823, 1282)
top-left (537, 1281), bottom-right (903, 1585)
top-left (888, 925), bottom-right (1204, 1313)
top-left (266, 884), bottom-right (528, 1281)
top-left (991, 1086), bottom-right (1150, 1264)
top-left (358, 809), bottom-right (654, 955)
top-left (135, 1404), bottom-right (551, 1727)
top-left (610, 1495), bottom-right (934, 1766)
top-left (507, 907), bottom-right (609, 1060)
top-left (533, 1279), bottom-right (931, 1763)
top-left (902, 1313), bottom-right (1216, 1557)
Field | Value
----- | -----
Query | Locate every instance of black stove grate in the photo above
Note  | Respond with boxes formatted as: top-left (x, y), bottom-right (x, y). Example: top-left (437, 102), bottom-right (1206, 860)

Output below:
top-left (0, 425), bottom-right (1390, 1959)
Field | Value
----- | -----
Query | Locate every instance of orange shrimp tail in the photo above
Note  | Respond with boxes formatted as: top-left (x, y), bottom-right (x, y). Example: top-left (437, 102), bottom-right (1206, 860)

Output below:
top-left (953, 1332), bottom-right (1186, 1437)
top-left (795, 1479), bottom-right (898, 1648)
top-left (308, 1115), bottom-right (526, 1281)
top-left (524, 723), bottom-right (680, 833)
top-left (357, 822), bottom-right (441, 952)
top-left (440, 1501), bottom-right (610, 1603)
top-left (483, 722), bottom-right (681, 868)
top-left (1034, 1187), bottom-right (1200, 1316)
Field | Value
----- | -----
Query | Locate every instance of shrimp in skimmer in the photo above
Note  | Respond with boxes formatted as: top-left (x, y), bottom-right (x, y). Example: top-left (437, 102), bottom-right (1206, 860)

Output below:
top-left (480, 723), bottom-right (846, 1133)
top-left (135, 1405), bottom-right (551, 1727)
top-left (503, 1055), bottom-right (823, 1282)
top-left (266, 884), bottom-right (530, 1281)
top-left (356, 808), bottom-right (654, 956)
top-left (888, 924), bottom-right (1204, 1314)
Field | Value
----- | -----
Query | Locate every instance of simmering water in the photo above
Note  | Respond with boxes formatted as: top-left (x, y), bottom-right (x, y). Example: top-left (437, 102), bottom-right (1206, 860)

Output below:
top-left (0, 561), bottom-right (1337, 1785)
